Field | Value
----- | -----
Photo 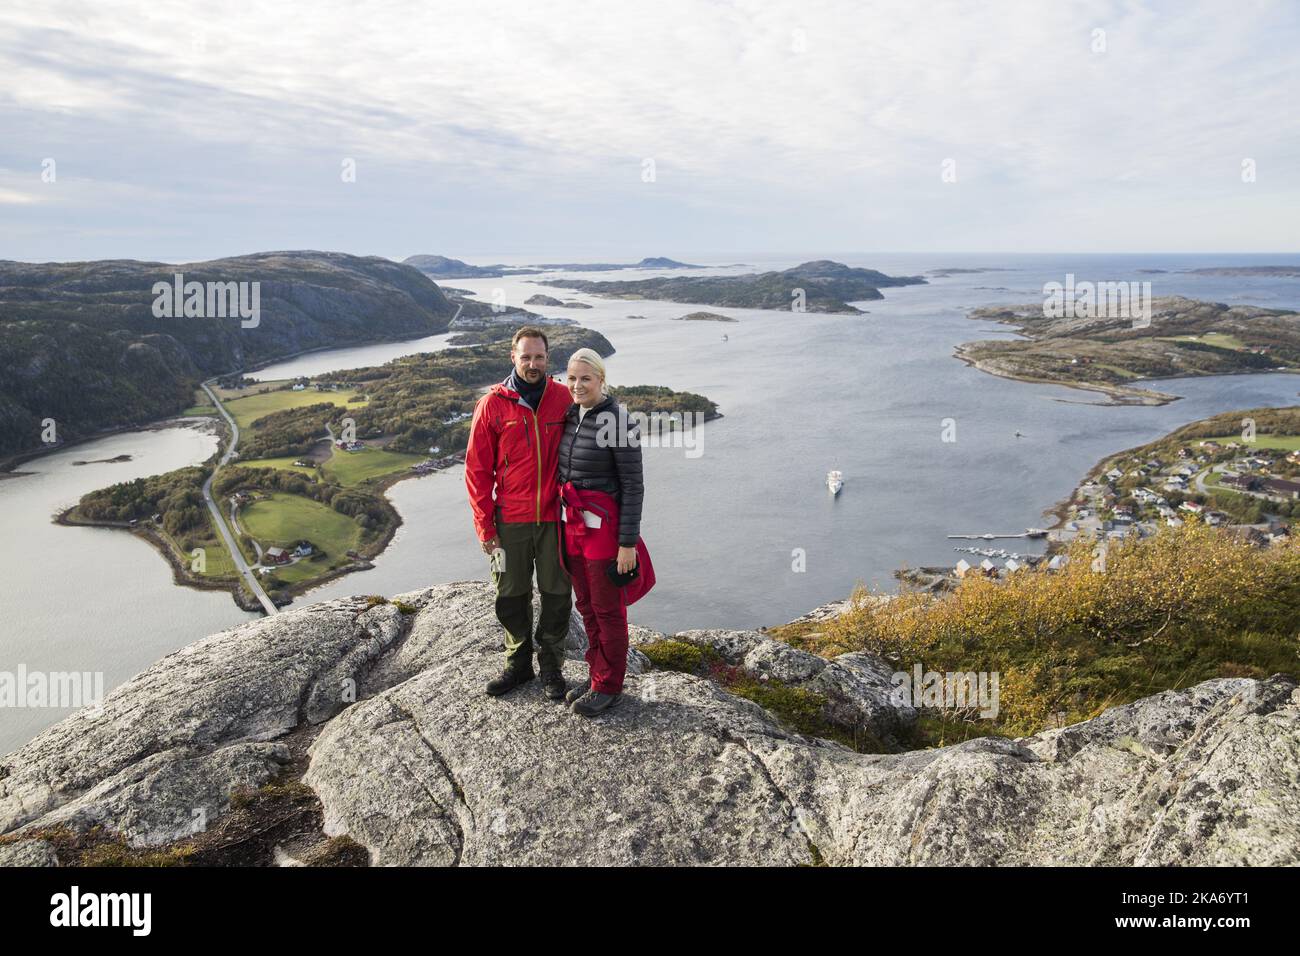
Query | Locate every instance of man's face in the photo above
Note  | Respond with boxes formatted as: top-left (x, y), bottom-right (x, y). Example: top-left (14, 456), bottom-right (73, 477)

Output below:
top-left (512, 336), bottom-right (548, 382)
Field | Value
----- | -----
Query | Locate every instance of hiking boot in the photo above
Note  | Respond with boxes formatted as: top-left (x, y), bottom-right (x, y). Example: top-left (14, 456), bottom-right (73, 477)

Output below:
top-left (540, 670), bottom-right (567, 701)
top-left (485, 664), bottom-right (535, 696)
top-left (572, 690), bottom-right (621, 717)
top-left (564, 679), bottom-right (591, 706)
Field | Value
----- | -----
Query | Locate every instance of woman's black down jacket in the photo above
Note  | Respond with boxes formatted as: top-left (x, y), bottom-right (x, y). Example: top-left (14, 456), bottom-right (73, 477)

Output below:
top-left (557, 395), bottom-right (644, 547)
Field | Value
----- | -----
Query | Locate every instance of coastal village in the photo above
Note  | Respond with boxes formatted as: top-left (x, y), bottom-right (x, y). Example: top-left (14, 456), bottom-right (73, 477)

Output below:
top-left (900, 420), bottom-right (1299, 593)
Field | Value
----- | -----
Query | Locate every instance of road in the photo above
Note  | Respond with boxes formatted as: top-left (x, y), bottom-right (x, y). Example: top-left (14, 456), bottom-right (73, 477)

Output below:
top-left (1196, 464), bottom-right (1286, 503)
top-left (229, 500), bottom-right (263, 562)
top-left (200, 380), bottom-right (278, 615)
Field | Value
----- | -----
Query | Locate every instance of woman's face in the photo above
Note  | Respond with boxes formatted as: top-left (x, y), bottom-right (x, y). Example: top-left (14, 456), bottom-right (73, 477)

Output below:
top-left (566, 360), bottom-right (603, 407)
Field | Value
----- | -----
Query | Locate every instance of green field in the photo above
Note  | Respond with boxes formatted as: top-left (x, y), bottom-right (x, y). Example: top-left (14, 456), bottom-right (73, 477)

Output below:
top-left (321, 447), bottom-right (425, 484)
top-left (181, 404), bottom-right (218, 417)
top-left (239, 492), bottom-right (362, 558)
top-left (260, 553), bottom-right (338, 586)
top-left (160, 526), bottom-right (238, 579)
top-left (1093, 362), bottom-right (1142, 379)
top-left (1200, 433), bottom-right (1300, 452)
top-left (1159, 332), bottom-right (1249, 350)
top-left (223, 386), bottom-right (366, 431)
top-left (241, 446), bottom-right (423, 485)
top-left (239, 455), bottom-right (320, 477)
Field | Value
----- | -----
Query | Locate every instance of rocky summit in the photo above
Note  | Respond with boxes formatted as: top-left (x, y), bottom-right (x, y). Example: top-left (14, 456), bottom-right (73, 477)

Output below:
top-left (1, 582), bottom-right (1297, 866)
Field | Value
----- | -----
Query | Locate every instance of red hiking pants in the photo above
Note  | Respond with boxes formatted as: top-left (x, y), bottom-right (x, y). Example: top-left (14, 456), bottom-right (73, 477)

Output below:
top-left (567, 549), bottom-right (629, 695)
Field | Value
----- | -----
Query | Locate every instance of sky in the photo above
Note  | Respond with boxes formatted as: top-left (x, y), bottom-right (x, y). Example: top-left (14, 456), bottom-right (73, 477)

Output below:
top-left (1, 0), bottom-right (1298, 263)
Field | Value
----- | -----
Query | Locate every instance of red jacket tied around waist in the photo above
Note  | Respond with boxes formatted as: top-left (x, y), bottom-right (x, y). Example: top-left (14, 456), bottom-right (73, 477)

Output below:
top-left (559, 482), bottom-right (656, 605)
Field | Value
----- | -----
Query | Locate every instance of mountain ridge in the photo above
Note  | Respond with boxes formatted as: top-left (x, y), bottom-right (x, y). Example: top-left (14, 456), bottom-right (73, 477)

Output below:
top-left (0, 251), bottom-right (457, 463)
top-left (535, 259), bottom-right (927, 313)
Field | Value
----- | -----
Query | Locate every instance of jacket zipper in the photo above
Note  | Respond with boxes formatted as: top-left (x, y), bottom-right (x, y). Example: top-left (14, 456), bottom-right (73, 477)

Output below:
top-left (532, 408), bottom-right (542, 523)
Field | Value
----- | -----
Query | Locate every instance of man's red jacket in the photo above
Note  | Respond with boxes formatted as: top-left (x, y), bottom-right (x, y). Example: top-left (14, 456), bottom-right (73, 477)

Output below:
top-left (464, 375), bottom-right (573, 542)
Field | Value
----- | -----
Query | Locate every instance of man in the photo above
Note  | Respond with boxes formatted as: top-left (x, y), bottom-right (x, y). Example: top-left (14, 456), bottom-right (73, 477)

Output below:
top-left (464, 327), bottom-right (574, 700)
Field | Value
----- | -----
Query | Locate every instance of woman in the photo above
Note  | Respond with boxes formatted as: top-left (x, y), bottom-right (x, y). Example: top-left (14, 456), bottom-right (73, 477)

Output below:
top-left (557, 348), bottom-right (644, 716)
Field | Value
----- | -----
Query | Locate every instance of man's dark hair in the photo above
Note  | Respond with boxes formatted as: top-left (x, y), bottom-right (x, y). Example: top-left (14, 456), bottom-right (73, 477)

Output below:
top-left (512, 326), bottom-right (549, 351)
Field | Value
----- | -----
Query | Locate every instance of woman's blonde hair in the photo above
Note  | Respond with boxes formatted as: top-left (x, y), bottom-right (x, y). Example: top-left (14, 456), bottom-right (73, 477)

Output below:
top-left (567, 348), bottom-right (608, 395)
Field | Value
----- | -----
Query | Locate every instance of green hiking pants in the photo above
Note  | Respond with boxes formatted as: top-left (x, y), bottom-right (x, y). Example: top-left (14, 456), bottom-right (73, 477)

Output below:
top-left (491, 519), bottom-right (572, 673)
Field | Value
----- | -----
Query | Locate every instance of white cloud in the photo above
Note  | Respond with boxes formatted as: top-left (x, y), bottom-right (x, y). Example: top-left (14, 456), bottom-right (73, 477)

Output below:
top-left (0, 186), bottom-right (41, 205)
top-left (0, 0), bottom-right (1297, 255)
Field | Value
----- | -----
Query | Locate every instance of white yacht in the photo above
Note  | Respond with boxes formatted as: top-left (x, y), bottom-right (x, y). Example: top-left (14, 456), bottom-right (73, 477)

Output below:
top-left (827, 470), bottom-right (844, 495)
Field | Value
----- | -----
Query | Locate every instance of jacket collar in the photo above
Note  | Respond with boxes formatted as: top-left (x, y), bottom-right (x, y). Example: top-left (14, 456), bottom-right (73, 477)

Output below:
top-left (566, 394), bottom-right (615, 421)
top-left (491, 373), bottom-right (569, 412)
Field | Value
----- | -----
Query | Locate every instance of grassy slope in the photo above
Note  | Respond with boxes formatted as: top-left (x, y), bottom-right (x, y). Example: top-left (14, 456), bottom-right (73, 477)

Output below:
top-left (241, 447), bottom-right (425, 486)
top-left (1158, 332), bottom-right (1248, 350)
top-left (239, 492), bottom-right (361, 557)
top-left (320, 448), bottom-right (425, 484)
top-left (236, 456), bottom-right (317, 477)
top-left (160, 526), bottom-right (239, 579)
top-left (223, 386), bottom-right (366, 431)
top-left (1199, 433), bottom-right (1300, 452)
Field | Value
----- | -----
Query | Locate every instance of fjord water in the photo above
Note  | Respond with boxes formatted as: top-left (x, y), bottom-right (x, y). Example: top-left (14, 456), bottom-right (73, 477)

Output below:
top-left (0, 423), bottom-right (260, 754)
top-left (3, 253), bottom-right (1298, 754)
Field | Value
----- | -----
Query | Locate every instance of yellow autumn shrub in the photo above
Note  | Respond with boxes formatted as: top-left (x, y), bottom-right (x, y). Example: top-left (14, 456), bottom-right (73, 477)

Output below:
top-left (774, 521), bottom-right (1299, 739)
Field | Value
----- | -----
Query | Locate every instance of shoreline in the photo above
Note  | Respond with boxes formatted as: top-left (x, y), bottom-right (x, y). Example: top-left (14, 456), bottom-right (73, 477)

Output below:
top-left (238, 326), bottom-right (455, 379)
top-left (26, 324), bottom-right (677, 611)
top-left (0, 416), bottom-right (222, 475)
top-left (53, 506), bottom-right (264, 611)
top-left (950, 344), bottom-right (1177, 406)
top-left (54, 449), bottom-right (448, 611)
top-left (953, 342), bottom-right (1300, 408)
top-left (23, 300), bottom-right (1296, 618)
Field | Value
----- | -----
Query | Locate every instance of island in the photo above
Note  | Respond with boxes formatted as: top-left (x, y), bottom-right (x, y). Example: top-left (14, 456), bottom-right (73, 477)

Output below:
top-left (404, 254), bottom-right (707, 279)
top-left (1185, 265), bottom-right (1300, 278)
top-left (526, 256), bottom-right (705, 271)
top-left (673, 311), bottom-right (738, 322)
top-left (926, 267), bottom-right (1013, 278)
top-left (956, 295), bottom-right (1300, 405)
top-left (607, 385), bottom-right (720, 423)
top-left (533, 260), bottom-right (927, 314)
top-left (402, 255), bottom-right (542, 279)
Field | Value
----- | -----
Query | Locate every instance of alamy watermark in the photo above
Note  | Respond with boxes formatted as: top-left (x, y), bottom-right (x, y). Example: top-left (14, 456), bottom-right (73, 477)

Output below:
top-left (890, 663), bottom-right (1000, 719)
top-left (1043, 273), bottom-right (1151, 328)
top-left (594, 410), bottom-right (706, 458)
top-left (152, 272), bottom-right (261, 328)
top-left (50, 886), bottom-right (151, 936)
top-left (0, 665), bottom-right (103, 710)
